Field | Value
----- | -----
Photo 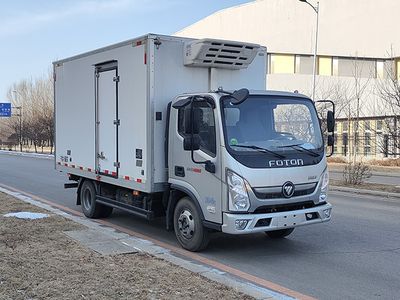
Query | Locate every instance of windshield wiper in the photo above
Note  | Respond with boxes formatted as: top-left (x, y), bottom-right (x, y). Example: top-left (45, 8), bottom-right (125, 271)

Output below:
top-left (278, 144), bottom-right (320, 157)
top-left (232, 144), bottom-right (285, 159)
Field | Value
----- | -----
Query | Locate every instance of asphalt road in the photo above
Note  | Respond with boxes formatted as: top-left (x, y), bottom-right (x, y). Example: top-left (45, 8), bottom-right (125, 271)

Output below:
top-left (1, 152), bottom-right (399, 300)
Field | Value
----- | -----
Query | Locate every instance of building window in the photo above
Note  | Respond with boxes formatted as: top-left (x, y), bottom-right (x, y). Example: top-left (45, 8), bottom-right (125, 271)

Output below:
top-left (364, 132), bottom-right (371, 156)
top-left (342, 121), bottom-right (348, 132)
top-left (364, 120), bottom-right (371, 132)
top-left (318, 56), bottom-right (332, 76)
top-left (270, 54), bottom-right (295, 74)
top-left (376, 120), bottom-right (383, 132)
top-left (355, 132), bottom-right (359, 147)
top-left (342, 132), bottom-right (348, 156)
top-left (376, 60), bottom-right (384, 79)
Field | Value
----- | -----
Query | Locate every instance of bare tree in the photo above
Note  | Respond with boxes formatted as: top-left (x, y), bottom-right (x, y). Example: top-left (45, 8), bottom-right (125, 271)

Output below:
top-left (376, 52), bottom-right (400, 157)
top-left (0, 72), bottom-right (54, 153)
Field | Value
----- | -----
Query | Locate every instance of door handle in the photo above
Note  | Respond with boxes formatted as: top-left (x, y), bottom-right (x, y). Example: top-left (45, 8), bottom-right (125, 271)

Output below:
top-left (175, 166), bottom-right (185, 177)
top-left (98, 152), bottom-right (105, 160)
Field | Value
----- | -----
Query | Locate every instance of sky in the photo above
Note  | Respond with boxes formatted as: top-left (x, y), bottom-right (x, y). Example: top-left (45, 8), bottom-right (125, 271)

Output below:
top-left (0, 0), bottom-right (251, 101)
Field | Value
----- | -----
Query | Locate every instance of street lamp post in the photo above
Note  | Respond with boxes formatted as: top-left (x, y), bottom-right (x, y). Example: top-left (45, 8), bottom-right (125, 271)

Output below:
top-left (299, 0), bottom-right (319, 101)
top-left (12, 90), bottom-right (23, 152)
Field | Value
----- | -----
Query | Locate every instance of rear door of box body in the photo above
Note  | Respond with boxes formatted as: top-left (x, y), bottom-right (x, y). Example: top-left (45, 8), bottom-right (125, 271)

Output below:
top-left (95, 62), bottom-right (118, 177)
top-left (55, 41), bottom-right (150, 192)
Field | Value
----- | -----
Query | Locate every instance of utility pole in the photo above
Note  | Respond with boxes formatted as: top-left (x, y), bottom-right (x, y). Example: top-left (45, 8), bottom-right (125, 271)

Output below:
top-left (12, 90), bottom-right (23, 152)
top-left (299, 0), bottom-right (320, 101)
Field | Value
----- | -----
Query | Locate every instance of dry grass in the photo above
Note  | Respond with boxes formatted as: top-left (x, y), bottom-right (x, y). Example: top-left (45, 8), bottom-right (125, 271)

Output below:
top-left (368, 158), bottom-right (400, 167)
top-left (328, 156), bottom-right (400, 168)
top-left (327, 156), bottom-right (347, 164)
top-left (0, 193), bottom-right (252, 300)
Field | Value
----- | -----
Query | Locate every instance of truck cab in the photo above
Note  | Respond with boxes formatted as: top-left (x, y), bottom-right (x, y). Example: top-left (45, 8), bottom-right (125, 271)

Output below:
top-left (168, 90), bottom-right (333, 250)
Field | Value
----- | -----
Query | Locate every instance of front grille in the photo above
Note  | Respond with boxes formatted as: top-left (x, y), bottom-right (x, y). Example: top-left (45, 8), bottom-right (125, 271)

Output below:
top-left (253, 201), bottom-right (326, 214)
top-left (253, 183), bottom-right (317, 199)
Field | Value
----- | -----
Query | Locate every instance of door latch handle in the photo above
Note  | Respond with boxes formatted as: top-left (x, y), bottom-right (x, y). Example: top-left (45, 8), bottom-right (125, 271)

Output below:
top-left (98, 152), bottom-right (105, 160)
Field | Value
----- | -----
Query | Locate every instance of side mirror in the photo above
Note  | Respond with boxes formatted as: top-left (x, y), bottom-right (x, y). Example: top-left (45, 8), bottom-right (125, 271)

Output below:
top-left (184, 107), bottom-right (201, 134)
top-left (316, 100), bottom-right (335, 157)
top-left (230, 88), bottom-right (249, 105)
top-left (183, 134), bottom-right (200, 151)
top-left (327, 110), bottom-right (335, 133)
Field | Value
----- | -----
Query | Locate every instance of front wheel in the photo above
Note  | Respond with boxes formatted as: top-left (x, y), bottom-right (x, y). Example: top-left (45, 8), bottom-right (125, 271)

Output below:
top-left (265, 228), bottom-right (294, 239)
top-left (173, 197), bottom-right (209, 252)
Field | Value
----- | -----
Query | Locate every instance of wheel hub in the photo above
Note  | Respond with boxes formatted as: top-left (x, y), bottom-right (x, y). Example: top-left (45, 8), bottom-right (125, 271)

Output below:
top-left (178, 210), bottom-right (195, 239)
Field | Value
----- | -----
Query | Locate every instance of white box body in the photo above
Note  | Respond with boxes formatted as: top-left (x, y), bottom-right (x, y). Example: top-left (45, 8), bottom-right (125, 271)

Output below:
top-left (54, 34), bottom-right (267, 193)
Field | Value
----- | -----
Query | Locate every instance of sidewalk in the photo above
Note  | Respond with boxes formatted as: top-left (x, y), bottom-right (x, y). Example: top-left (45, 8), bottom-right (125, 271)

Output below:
top-left (0, 149), bottom-right (53, 159)
top-left (0, 192), bottom-right (256, 300)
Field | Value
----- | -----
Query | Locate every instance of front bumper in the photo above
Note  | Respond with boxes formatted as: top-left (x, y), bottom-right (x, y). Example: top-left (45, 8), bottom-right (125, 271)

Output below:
top-left (221, 202), bottom-right (332, 234)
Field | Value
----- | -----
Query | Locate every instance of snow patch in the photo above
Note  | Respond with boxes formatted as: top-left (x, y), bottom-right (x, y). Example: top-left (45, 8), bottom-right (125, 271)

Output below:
top-left (4, 212), bottom-right (49, 220)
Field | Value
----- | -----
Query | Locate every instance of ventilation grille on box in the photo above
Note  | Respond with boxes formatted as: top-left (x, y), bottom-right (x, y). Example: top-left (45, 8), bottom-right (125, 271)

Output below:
top-left (184, 39), bottom-right (260, 69)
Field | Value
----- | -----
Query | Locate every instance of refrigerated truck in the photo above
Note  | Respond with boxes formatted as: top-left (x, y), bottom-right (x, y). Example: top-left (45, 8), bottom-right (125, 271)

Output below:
top-left (54, 34), bottom-right (334, 251)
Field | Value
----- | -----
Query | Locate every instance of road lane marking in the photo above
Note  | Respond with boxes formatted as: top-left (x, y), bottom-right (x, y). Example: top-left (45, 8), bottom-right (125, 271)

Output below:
top-left (0, 182), bottom-right (316, 300)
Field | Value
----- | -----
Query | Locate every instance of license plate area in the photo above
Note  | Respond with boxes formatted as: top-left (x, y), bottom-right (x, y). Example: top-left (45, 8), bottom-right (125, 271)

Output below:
top-left (277, 214), bottom-right (304, 227)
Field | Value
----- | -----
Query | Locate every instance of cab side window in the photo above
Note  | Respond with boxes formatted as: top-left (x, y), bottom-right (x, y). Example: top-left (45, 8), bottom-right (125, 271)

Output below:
top-left (178, 100), bottom-right (216, 157)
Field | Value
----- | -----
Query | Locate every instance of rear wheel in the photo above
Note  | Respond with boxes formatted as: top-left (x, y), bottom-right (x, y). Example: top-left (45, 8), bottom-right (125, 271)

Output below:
top-left (265, 228), bottom-right (294, 239)
top-left (173, 197), bottom-right (209, 252)
top-left (80, 180), bottom-right (112, 218)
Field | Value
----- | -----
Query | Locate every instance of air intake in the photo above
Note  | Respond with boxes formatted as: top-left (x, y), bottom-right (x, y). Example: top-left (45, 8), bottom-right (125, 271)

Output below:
top-left (184, 38), bottom-right (260, 70)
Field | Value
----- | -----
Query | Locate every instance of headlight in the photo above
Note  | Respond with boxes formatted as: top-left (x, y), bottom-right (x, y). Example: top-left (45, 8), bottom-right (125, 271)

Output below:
top-left (226, 169), bottom-right (250, 211)
top-left (319, 169), bottom-right (329, 202)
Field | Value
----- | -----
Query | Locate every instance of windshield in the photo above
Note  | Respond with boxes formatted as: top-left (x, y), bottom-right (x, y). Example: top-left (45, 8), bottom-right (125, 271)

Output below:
top-left (221, 95), bottom-right (323, 167)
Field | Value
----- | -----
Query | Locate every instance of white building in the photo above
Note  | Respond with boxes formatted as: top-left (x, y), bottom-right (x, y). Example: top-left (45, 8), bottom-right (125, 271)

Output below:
top-left (177, 0), bottom-right (400, 158)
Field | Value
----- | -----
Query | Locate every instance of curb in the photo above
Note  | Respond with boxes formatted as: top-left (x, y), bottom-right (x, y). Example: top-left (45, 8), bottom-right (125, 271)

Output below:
top-left (0, 185), bottom-right (293, 300)
top-left (0, 150), bottom-right (54, 160)
top-left (330, 185), bottom-right (400, 199)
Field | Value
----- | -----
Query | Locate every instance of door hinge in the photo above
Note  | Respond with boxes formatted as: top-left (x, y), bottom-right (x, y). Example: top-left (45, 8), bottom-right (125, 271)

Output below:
top-left (113, 76), bottom-right (120, 82)
top-left (114, 161), bottom-right (120, 168)
top-left (113, 119), bottom-right (120, 126)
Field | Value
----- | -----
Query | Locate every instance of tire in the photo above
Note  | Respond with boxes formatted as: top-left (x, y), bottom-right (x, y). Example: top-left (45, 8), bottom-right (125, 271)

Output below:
top-left (80, 180), bottom-right (112, 219)
top-left (173, 197), bottom-right (209, 252)
top-left (265, 228), bottom-right (294, 239)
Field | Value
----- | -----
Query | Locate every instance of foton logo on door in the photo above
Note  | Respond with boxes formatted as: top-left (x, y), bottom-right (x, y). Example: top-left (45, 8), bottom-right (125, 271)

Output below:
top-left (268, 159), bottom-right (304, 168)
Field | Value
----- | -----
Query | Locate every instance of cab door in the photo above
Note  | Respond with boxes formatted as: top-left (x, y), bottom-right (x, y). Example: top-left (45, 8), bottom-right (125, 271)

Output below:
top-left (169, 96), bottom-right (222, 224)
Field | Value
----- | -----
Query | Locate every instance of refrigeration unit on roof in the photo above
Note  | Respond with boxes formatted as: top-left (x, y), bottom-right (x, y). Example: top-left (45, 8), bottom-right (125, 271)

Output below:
top-left (184, 38), bottom-right (261, 70)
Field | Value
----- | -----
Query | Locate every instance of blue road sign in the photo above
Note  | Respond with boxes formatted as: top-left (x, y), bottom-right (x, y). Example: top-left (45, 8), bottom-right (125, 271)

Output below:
top-left (0, 103), bottom-right (11, 117)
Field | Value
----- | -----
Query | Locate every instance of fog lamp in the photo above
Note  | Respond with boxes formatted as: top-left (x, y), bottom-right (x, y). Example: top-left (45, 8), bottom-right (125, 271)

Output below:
top-left (323, 208), bottom-right (331, 218)
top-left (235, 219), bottom-right (249, 230)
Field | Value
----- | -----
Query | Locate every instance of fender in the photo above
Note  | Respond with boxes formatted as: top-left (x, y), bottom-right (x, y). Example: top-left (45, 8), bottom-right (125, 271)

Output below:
top-left (166, 184), bottom-right (221, 231)
top-left (76, 178), bottom-right (83, 205)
